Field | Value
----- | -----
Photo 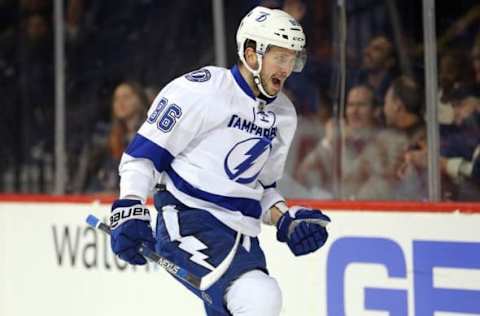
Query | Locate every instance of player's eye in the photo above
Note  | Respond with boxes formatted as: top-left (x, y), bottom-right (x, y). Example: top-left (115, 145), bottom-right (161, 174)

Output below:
top-left (273, 54), bottom-right (295, 67)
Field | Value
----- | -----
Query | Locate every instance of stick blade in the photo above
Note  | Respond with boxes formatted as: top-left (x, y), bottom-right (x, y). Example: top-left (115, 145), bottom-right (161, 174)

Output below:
top-left (86, 214), bottom-right (100, 228)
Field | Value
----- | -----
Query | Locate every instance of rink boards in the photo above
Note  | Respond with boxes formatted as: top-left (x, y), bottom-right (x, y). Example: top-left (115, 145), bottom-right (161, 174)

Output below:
top-left (0, 198), bottom-right (479, 316)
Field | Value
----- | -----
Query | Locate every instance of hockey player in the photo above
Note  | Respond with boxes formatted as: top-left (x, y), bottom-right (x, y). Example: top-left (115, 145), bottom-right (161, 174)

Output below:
top-left (109, 6), bottom-right (331, 316)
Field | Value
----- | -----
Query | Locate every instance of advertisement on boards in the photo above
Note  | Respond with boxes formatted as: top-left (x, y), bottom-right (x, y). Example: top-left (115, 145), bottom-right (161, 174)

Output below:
top-left (0, 200), bottom-right (479, 316)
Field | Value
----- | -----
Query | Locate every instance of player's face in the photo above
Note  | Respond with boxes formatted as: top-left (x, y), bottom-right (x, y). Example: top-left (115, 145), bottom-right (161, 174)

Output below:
top-left (261, 46), bottom-right (297, 95)
top-left (113, 84), bottom-right (142, 120)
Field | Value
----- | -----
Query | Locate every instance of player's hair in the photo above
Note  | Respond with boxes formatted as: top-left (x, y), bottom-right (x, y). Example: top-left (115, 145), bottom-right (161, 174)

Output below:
top-left (237, 39), bottom-right (257, 65)
top-left (244, 39), bottom-right (256, 52)
top-left (390, 76), bottom-right (424, 116)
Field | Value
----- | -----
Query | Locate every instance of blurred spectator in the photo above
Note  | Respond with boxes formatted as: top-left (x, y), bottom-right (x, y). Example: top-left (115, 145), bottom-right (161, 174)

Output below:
top-left (295, 85), bottom-right (395, 199)
top-left (384, 76), bottom-right (424, 139)
top-left (439, 49), bottom-right (475, 97)
top-left (16, 11), bottom-right (54, 192)
top-left (383, 76), bottom-right (427, 200)
top-left (352, 35), bottom-right (396, 107)
top-left (65, 0), bottom-right (83, 41)
top-left (437, 48), bottom-right (475, 124)
top-left (74, 81), bottom-right (148, 194)
top-left (404, 84), bottom-right (480, 200)
top-left (345, 0), bottom-right (390, 68)
top-left (441, 84), bottom-right (480, 199)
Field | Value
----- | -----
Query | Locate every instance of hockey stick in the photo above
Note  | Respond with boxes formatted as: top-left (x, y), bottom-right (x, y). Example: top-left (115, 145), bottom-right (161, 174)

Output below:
top-left (86, 214), bottom-right (207, 289)
top-left (86, 214), bottom-right (239, 291)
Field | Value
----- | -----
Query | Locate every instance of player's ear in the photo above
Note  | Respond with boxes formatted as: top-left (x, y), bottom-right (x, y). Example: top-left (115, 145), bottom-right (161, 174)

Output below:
top-left (244, 47), bottom-right (259, 71)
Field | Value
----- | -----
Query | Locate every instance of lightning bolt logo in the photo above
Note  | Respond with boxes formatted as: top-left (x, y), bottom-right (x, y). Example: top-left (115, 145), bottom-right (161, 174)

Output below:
top-left (256, 12), bottom-right (270, 22)
top-left (225, 137), bottom-right (272, 184)
top-left (178, 236), bottom-right (215, 271)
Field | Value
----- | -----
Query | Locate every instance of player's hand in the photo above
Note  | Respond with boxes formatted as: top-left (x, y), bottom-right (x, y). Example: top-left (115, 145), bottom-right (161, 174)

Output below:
top-left (276, 206), bottom-right (330, 256)
top-left (110, 199), bottom-right (155, 265)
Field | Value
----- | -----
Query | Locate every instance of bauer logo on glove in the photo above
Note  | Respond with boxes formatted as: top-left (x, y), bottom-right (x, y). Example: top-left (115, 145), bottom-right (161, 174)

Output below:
top-left (110, 205), bottom-right (151, 229)
top-left (110, 199), bottom-right (156, 265)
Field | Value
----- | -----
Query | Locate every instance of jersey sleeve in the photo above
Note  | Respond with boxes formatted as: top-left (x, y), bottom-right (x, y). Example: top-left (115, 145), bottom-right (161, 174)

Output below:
top-left (118, 73), bottom-right (212, 200)
top-left (127, 78), bottom-right (209, 168)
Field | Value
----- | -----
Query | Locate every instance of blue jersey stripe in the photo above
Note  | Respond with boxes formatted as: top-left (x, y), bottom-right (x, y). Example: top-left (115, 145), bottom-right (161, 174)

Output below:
top-left (230, 66), bottom-right (276, 104)
top-left (125, 133), bottom-right (174, 173)
top-left (166, 168), bottom-right (262, 219)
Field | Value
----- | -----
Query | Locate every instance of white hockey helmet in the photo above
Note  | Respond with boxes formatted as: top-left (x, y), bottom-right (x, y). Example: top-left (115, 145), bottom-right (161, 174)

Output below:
top-left (236, 6), bottom-right (307, 97)
top-left (236, 6), bottom-right (307, 73)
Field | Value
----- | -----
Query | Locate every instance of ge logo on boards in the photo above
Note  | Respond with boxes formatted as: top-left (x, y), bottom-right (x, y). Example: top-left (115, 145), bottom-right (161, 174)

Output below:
top-left (327, 237), bottom-right (480, 316)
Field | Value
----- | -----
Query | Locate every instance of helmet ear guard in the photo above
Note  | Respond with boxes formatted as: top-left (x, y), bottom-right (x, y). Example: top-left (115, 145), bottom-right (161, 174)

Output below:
top-left (240, 48), bottom-right (273, 98)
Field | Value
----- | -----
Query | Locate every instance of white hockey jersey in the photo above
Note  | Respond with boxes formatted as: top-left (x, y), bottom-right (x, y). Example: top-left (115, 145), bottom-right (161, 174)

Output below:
top-left (119, 66), bottom-right (297, 236)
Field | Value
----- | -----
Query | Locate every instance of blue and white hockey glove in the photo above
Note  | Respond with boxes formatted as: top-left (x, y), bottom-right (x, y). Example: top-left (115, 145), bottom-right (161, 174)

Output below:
top-left (276, 206), bottom-right (331, 256)
top-left (110, 199), bottom-right (155, 265)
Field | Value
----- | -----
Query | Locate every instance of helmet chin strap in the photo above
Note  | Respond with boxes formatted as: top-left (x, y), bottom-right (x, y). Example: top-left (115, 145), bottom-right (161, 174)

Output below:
top-left (241, 53), bottom-right (276, 99)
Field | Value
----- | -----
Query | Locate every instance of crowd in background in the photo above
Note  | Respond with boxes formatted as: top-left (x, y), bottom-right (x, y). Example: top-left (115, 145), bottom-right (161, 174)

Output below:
top-left (0, 0), bottom-right (479, 201)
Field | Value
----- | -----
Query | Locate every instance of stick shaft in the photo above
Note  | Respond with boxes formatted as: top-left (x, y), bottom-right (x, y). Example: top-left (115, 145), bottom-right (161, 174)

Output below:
top-left (86, 214), bottom-right (202, 289)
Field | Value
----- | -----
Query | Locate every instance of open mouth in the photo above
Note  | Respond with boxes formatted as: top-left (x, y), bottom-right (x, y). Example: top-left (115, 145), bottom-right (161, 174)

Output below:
top-left (272, 77), bottom-right (282, 88)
